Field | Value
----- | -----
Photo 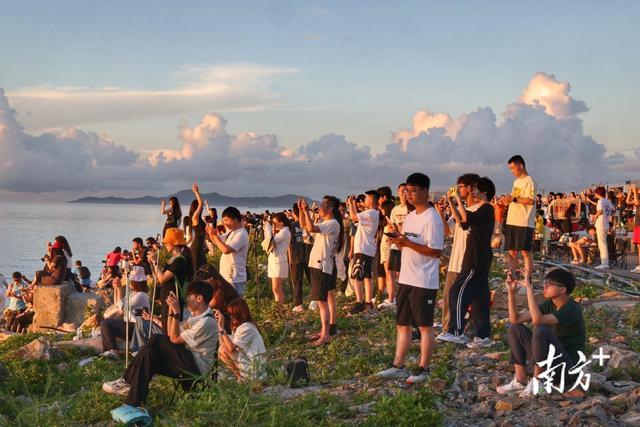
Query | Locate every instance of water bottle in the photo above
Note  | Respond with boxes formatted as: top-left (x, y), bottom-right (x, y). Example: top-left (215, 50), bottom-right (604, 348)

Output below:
top-left (75, 327), bottom-right (83, 341)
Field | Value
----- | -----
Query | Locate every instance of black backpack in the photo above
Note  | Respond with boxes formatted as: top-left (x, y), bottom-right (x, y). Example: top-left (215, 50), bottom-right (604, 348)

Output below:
top-left (286, 356), bottom-right (309, 389)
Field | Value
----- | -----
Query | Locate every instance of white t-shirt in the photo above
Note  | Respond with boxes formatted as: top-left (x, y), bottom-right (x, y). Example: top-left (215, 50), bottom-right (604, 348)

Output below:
top-left (116, 291), bottom-right (150, 323)
top-left (308, 218), bottom-right (340, 274)
top-left (180, 308), bottom-right (219, 374)
top-left (506, 175), bottom-right (536, 228)
top-left (219, 227), bottom-right (249, 283)
top-left (398, 207), bottom-right (444, 290)
top-left (232, 322), bottom-right (267, 380)
top-left (354, 209), bottom-right (379, 257)
top-left (596, 198), bottom-right (615, 229)
top-left (389, 204), bottom-right (409, 250)
top-left (447, 202), bottom-right (481, 274)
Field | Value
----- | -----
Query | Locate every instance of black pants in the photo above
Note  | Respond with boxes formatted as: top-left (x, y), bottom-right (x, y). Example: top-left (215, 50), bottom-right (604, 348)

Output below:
top-left (289, 261), bottom-right (304, 306)
top-left (123, 334), bottom-right (200, 407)
top-left (448, 269), bottom-right (491, 338)
top-left (100, 318), bottom-right (135, 351)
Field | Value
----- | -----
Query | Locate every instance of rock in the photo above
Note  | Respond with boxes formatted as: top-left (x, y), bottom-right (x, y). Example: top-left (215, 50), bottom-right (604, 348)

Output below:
top-left (493, 288), bottom-right (545, 311)
top-left (263, 385), bottom-right (323, 401)
top-left (589, 373), bottom-right (607, 391)
top-left (15, 337), bottom-right (59, 360)
top-left (494, 396), bottom-right (524, 412)
top-left (484, 351), bottom-right (508, 361)
top-left (0, 331), bottom-right (15, 342)
top-left (64, 292), bottom-right (104, 328)
top-left (596, 345), bottom-right (640, 371)
top-left (472, 400), bottom-right (495, 418)
top-left (627, 387), bottom-right (640, 410)
top-left (609, 393), bottom-right (628, 410)
top-left (591, 299), bottom-right (637, 311)
top-left (31, 281), bottom-right (73, 332)
top-left (567, 406), bottom-right (608, 427)
top-left (603, 380), bottom-right (640, 395)
top-left (619, 411), bottom-right (640, 427)
top-left (477, 383), bottom-right (493, 402)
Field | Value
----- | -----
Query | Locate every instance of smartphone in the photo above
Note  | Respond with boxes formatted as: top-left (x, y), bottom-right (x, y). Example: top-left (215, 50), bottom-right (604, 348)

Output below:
top-left (384, 232), bottom-right (400, 238)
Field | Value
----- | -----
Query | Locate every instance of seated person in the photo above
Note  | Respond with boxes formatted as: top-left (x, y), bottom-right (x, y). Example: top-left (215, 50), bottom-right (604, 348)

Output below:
top-left (14, 288), bottom-right (34, 333)
top-left (496, 268), bottom-right (585, 398)
top-left (74, 260), bottom-right (92, 290)
top-left (100, 266), bottom-right (150, 358)
top-left (216, 298), bottom-right (266, 381)
top-left (30, 243), bottom-right (68, 287)
top-left (195, 265), bottom-right (240, 333)
top-left (102, 280), bottom-right (218, 414)
top-left (568, 225), bottom-right (597, 264)
top-left (4, 272), bottom-right (29, 332)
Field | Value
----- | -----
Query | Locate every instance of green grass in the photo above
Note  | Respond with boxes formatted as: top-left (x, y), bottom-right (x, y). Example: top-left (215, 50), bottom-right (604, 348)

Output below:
top-left (0, 237), bottom-right (451, 426)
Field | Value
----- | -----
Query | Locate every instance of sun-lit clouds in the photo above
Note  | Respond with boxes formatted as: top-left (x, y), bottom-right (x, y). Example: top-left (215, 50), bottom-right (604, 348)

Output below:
top-left (6, 64), bottom-right (297, 131)
top-left (516, 72), bottom-right (588, 119)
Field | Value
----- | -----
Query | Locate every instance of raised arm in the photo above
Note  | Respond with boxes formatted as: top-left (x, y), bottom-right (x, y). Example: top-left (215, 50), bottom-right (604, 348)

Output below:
top-left (191, 183), bottom-right (204, 227)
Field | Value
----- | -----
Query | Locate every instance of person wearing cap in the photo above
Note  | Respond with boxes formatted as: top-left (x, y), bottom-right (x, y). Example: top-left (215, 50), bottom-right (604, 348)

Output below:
top-left (496, 268), bottom-right (585, 398)
top-left (100, 266), bottom-right (150, 358)
top-left (147, 227), bottom-right (192, 333)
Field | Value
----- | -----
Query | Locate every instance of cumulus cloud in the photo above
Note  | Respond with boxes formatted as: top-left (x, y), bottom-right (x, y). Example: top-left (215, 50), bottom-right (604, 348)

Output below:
top-left (6, 64), bottom-right (297, 131)
top-left (0, 72), bottom-right (631, 198)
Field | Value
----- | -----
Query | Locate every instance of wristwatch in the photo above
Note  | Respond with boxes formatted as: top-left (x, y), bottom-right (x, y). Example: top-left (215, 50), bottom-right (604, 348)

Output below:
top-left (169, 313), bottom-right (180, 319)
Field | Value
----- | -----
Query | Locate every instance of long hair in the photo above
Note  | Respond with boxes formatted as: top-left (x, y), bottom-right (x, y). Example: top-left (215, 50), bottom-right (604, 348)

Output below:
top-left (55, 235), bottom-right (72, 257)
top-left (324, 195), bottom-right (344, 252)
top-left (189, 199), bottom-right (202, 222)
top-left (169, 197), bottom-right (182, 227)
top-left (273, 211), bottom-right (290, 228)
top-left (227, 298), bottom-right (255, 332)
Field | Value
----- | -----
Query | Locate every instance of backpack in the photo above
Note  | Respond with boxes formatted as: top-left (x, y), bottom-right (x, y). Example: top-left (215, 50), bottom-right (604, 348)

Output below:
top-left (286, 356), bottom-right (309, 389)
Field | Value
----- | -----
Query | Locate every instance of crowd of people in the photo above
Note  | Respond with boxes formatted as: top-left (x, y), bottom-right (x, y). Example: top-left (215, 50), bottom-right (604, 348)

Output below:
top-left (2, 153), bottom-right (639, 421)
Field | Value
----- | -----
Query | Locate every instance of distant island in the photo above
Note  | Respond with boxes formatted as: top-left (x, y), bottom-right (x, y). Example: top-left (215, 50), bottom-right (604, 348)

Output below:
top-left (69, 191), bottom-right (310, 208)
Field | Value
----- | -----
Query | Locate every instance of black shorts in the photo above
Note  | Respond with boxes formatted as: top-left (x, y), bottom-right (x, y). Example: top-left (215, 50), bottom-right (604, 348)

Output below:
top-left (350, 253), bottom-right (373, 280)
top-left (396, 284), bottom-right (437, 327)
top-left (310, 267), bottom-right (336, 302)
top-left (388, 249), bottom-right (402, 272)
top-left (504, 225), bottom-right (534, 251)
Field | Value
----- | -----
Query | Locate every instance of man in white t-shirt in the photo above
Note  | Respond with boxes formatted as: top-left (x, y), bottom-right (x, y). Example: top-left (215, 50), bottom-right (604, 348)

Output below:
top-left (504, 155), bottom-right (536, 280)
top-left (376, 172), bottom-right (444, 385)
top-left (206, 206), bottom-right (249, 295)
top-left (381, 183), bottom-right (409, 308)
top-left (347, 190), bottom-right (380, 314)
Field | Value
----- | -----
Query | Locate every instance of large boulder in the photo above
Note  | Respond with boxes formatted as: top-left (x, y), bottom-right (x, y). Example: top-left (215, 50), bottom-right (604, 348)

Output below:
top-left (14, 337), bottom-right (60, 360)
top-left (64, 292), bottom-right (104, 328)
top-left (492, 286), bottom-right (545, 311)
top-left (31, 281), bottom-right (73, 332)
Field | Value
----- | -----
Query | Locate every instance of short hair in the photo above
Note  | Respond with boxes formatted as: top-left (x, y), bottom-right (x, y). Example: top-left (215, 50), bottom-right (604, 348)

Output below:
top-left (146, 237), bottom-right (157, 245)
top-left (376, 186), bottom-right (392, 201)
top-left (221, 206), bottom-right (242, 221)
top-left (397, 182), bottom-right (406, 189)
top-left (545, 268), bottom-right (576, 295)
top-left (594, 186), bottom-right (606, 197)
top-left (456, 173), bottom-right (480, 187)
top-left (186, 280), bottom-right (214, 304)
top-left (12, 271), bottom-right (22, 280)
top-left (406, 173), bottom-right (430, 192)
top-left (474, 177), bottom-right (496, 200)
top-left (508, 155), bottom-right (526, 167)
top-left (365, 190), bottom-right (380, 203)
top-left (586, 225), bottom-right (596, 232)
top-left (132, 237), bottom-right (143, 246)
top-left (75, 260), bottom-right (82, 266)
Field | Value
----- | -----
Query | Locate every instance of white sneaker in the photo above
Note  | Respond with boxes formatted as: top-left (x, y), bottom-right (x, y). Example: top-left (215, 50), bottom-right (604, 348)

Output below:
top-left (102, 378), bottom-right (131, 396)
top-left (376, 365), bottom-right (409, 380)
top-left (518, 379), bottom-right (542, 398)
top-left (630, 266), bottom-right (640, 273)
top-left (377, 299), bottom-right (396, 309)
top-left (466, 337), bottom-right (494, 349)
top-left (100, 350), bottom-right (120, 359)
top-left (496, 377), bottom-right (526, 394)
top-left (292, 305), bottom-right (304, 313)
top-left (594, 264), bottom-right (609, 270)
top-left (436, 332), bottom-right (470, 345)
top-left (308, 301), bottom-right (318, 311)
top-left (406, 367), bottom-right (430, 384)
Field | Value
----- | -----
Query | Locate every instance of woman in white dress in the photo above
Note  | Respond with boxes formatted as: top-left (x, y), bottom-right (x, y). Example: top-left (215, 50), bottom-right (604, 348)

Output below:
top-left (262, 212), bottom-right (291, 306)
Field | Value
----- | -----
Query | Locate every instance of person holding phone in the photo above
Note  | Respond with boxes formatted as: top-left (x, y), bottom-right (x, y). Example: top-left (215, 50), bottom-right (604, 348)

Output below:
top-left (100, 266), bottom-right (150, 358)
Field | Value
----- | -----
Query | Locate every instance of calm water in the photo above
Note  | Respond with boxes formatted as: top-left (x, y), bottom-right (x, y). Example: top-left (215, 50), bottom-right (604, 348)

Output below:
top-left (0, 201), bottom-right (273, 278)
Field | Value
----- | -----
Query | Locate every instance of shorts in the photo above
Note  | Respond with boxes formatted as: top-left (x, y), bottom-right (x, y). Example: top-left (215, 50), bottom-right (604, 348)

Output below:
top-left (350, 253), bottom-right (373, 280)
top-left (633, 226), bottom-right (640, 245)
top-left (504, 225), bottom-right (534, 251)
top-left (396, 284), bottom-right (437, 327)
top-left (310, 267), bottom-right (336, 302)
top-left (377, 261), bottom-right (386, 277)
top-left (388, 249), bottom-right (402, 272)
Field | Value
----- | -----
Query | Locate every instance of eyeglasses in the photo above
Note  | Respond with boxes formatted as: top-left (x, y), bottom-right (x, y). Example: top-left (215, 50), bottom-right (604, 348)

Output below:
top-left (543, 281), bottom-right (562, 288)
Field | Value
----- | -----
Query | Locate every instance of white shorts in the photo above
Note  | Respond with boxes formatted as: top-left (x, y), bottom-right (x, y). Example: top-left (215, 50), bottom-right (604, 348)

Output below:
top-left (268, 257), bottom-right (289, 279)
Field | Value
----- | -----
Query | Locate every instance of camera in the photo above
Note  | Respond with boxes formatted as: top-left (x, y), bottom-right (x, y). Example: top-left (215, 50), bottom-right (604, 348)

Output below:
top-left (133, 307), bottom-right (148, 316)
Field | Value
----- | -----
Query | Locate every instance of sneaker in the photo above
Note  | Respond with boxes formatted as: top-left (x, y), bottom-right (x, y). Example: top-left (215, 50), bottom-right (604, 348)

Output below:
top-left (100, 350), bottom-right (120, 359)
top-left (496, 377), bottom-right (527, 394)
top-left (102, 378), bottom-right (131, 396)
top-left (308, 301), bottom-right (318, 311)
top-left (349, 302), bottom-right (365, 314)
top-left (406, 367), bottom-right (430, 384)
top-left (466, 337), bottom-right (494, 349)
top-left (292, 305), bottom-right (304, 313)
top-left (594, 264), bottom-right (609, 270)
top-left (630, 266), bottom-right (640, 273)
top-left (376, 364), bottom-right (409, 380)
top-left (377, 299), bottom-right (395, 309)
top-left (519, 379), bottom-right (542, 398)
top-left (436, 332), bottom-right (470, 345)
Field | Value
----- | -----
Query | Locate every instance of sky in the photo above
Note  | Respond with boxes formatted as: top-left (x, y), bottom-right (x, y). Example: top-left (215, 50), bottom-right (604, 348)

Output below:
top-left (0, 0), bottom-right (639, 200)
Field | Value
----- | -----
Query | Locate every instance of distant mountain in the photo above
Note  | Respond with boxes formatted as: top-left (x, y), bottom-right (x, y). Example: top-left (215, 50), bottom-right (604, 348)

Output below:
top-left (69, 191), bottom-right (309, 208)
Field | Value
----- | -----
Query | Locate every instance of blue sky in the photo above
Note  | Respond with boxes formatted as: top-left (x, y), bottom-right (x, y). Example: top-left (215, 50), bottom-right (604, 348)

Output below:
top-left (0, 1), bottom-right (639, 198)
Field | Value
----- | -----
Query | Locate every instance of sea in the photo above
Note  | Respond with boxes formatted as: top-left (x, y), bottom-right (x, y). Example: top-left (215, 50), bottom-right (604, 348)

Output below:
top-left (0, 201), bottom-right (276, 280)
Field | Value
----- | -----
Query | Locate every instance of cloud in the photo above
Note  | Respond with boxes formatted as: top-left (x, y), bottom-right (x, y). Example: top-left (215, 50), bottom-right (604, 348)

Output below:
top-left (0, 72), bottom-right (632, 198)
top-left (6, 64), bottom-right (297, 131)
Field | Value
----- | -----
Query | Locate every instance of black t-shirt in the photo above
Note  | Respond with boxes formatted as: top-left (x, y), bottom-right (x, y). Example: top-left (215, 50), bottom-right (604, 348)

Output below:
top-left (289, 221), bottom-right (305, 265)
top-left (163, 254), bottom-right (189, 289)
top-left (539, 299), bottom-right (585, 363)
top-left (460, 203), bottom-right (495, 272)
top-left (133, 247), bottom-right (152, 275)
